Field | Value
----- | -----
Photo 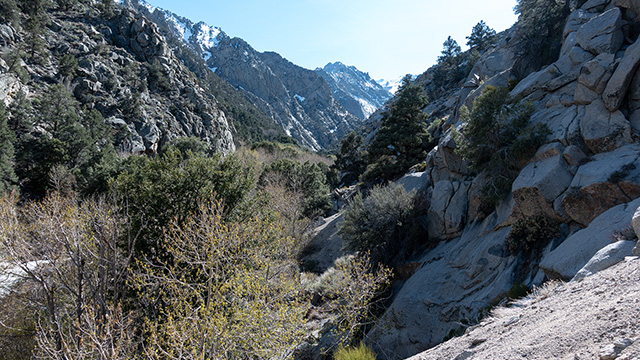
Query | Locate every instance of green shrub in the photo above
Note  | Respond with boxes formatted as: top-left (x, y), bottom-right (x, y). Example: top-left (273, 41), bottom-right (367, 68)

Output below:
top-left (508, 283), bottom-right (531, 300)
top-left (259, 158), bottom-right (331, 217)
top-left (339, 183), bottom-right (418, 265)
top-left (111, 148), bottom-right (256, 257)
top-left (333, 342), bottom-right (377, 360)
top-left (455, 86), bottom-right (549, 214)
top-left (506, 216), bottom-right (561, 255)
top-left (608, 163), bottom-right (637, 183)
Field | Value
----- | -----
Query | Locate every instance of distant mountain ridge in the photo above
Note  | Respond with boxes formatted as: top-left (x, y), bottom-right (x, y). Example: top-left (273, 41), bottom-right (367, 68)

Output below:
top-left (377, 76), bottom-right (406, 95)
top-left (316, 62), bottom-right (393, 120)
top-left (125, 0), bottom-right (385, 150)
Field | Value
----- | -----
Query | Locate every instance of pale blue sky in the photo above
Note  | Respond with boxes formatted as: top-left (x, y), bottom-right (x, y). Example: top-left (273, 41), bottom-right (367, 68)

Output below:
top-left (145, 0), bottom-right (519, 81)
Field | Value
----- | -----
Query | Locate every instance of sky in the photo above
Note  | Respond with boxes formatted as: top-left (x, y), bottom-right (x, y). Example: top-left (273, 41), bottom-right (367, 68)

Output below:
top-left (144, 0), bottom-right (519, 81)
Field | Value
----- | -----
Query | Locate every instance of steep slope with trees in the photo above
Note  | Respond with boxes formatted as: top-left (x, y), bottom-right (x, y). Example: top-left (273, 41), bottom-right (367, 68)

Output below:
top-left (127, 0), bottom-right (365, 151)
top-left (0, 0), bottom-right (241, 197)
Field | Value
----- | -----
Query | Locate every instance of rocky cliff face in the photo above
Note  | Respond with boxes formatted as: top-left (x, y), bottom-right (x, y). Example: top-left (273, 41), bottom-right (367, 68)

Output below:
top-left (316, 62), bottom-right (392, 120)
top-left (126, 0), bottom-right (366, 150)
top-left (354, 0), bottom-right (640, 358)
top-left (209, 40), bottom-right (360, 150)
top-left (0, 3), bottom-right (235, 155)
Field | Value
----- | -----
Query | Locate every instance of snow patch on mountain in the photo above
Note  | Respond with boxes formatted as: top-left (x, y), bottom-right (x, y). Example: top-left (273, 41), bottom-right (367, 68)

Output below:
top-left (126, 0), bottom-right (363, 150)
top-left (194, 22), bottom-right (222, 49)
top-left (166, 13), bottom-right (189, 40)
top-left (357, 98), bottom-right (377, 119)
top-left (377, 76), bottom-right (405, 95)
top-left (140, 0), bottom-right (156, 13)
top-left (317, 62), bottom-right (392, 120)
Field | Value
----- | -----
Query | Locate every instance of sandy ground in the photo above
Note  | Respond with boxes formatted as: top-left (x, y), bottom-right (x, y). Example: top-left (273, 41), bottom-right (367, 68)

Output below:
top-left (409, 257), bottom-right (640, 360)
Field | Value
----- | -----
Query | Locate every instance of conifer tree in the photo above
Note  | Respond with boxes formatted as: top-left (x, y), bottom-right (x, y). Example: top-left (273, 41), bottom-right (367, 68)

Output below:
top-left (23, 15), bottom-right (49, 64)
top-left (333, 131), bottom-right (366, 186)
top-left (0, 0), bottom-right (20, 27)
top-left (364, 76), bottom-right (430, 181)
top-left (514, 0), bottom-right (571, 72)
top-left (466, 20), bottom-right (497, 52)
top-left (8, 91), bottom-right (33, 137)
top-left (0, 103), bottom-right (17, 193)
top-left (438, 36), bottom-right (461, 64)
top-left (433, 36), bottom-right (465, 89)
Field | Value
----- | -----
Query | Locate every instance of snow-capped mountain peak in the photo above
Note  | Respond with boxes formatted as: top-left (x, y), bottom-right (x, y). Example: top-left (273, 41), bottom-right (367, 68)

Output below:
top-left (376, 76), bottom-right (406, 95)
top-left (316, 62), bottom-right (393, 120)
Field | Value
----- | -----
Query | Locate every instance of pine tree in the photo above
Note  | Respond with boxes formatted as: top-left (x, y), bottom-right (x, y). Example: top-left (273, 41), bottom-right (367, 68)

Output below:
top-left (364, 76), bottom-right (430, 182)
top-left (23, 15), bottom-right (50, 64)
top-left (0, 0), bottom-right (19, 27)
top-left (514, 0), bottom-right (571, 72)
top-left (0, 103), bottom-right (17, 193)
top-left (8, 91), bottom-right (33, 137)
top-left (438, 36), bottom-right (461, 64)
top-left (333, 131), bottom-right (366, 186)
top-left (433, 36), bottom-right (465, 90)
top-left (466, 21), bottom-right (497, 52)
top-left (56, 0), bottom-right (77, 11)
top-left (58, 54), bottom-right (78, 81)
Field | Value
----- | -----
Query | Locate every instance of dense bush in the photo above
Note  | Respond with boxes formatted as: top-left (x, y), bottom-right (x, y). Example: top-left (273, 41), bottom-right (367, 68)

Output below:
top-left (133, 200), bottom-right (308, 359)
top-left (506, 215), bottom-right (561, 255)
top-left (455, 86), bottom-right (549, 214)
top-left (513, 0), bottom-right (572, 75)
top-left (0, 191), bottom-right (315, 359)
top-left (304, 255), bottom-right (391, 349)
top-left (112, 146), bottom-right (256, 257)
top-left (339, 183), bottom-right (419, 265)
top-left (260, 158), bottom-right (331, 217)
top-left (0, 193), bottom-right (137, 359)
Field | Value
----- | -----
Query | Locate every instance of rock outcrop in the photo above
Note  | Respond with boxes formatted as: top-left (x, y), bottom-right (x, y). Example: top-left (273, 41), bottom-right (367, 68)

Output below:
top-left (0, 4), bottom-right (236, 155)
top-left (407, 257), bottom-right (640, 360)
top-left (366, 0), bottom-right (640, 357)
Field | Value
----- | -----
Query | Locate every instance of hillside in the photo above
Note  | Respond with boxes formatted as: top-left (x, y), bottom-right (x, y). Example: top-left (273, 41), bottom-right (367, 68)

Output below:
top-left (2, 0), bottom-right (640, 359)
top-left (329, 0), bottom-right (640, 358)
top-left (0, 1), bottom-right (235, 155)
top-left (126, 0), bottom-right (372, 150)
